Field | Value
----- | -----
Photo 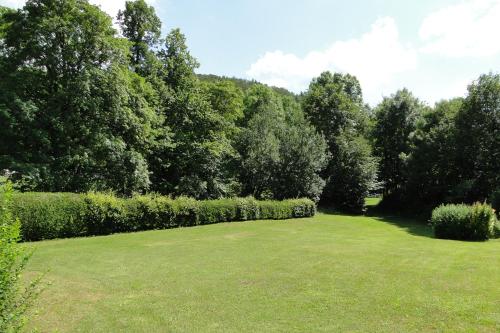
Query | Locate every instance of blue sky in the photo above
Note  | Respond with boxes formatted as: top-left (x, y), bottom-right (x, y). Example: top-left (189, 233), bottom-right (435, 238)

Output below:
top-left (2, 0), bottom-right (500, 106)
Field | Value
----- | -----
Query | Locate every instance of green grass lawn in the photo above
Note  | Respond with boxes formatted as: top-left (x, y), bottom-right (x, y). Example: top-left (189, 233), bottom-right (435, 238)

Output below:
top-left (24, 212), bottom-right (500, 332)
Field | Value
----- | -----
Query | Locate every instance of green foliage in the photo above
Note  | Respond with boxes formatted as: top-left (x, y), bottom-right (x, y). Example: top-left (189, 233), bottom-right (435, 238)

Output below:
top-left (150, 28), bottom-right (239, 199)
top-left (0, 181), bottom-right (39, 332)
top-left (324, 132), bottom-right (379, 212)
top-left (4, 192), bottom-right (316, 241)
top-left (198, 74), bottom-right (296, 98)
top-left (454, 73), bottom-right (500, 202)
top-left (430, 203), bottom-right (497, 241)
top-left (0, 6), bottom-right (14, 38)
top-left (406, 98), bottom-right (462, 206)
top-left (202, 79), bottom-right (244, 126)
top-left (487, 189), bottom-right (500, 238)
top-left (118, 0), bottom-right (162, 75)
top-left (373, 89), bottom-right (424, 200)
top-left (407, 74), bottom-right (500, 209)
top-left (0, 0), bottom-right (158, 195)
top-left (303, 71), bottom-right (377, 211)
top-left (239, 85), bottom-right (329, 201)
top-left (1, 1), bottom-right (498, 219)
top-left (10, 192), bottom-right (87, 241)
top-left (302, 72), bottom-right (366, 139)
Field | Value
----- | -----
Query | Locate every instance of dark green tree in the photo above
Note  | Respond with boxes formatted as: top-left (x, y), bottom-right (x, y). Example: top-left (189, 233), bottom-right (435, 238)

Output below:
top-left (117, 0), bottom-right (161, 75)
top-left (372, 89), bottom-right (424, 201)
top-left (454, 73), bottom-right (500, 202)
top-left (0, 0), bottom-right (158, 194)
top-left (152, 28), bottom-right (239, 198)
top-left (303, 71), bottom-right (377, 211)
top-left (406, 98), bottom-right (462, 206)
top-left (239, 85), bottom-right (328, 201)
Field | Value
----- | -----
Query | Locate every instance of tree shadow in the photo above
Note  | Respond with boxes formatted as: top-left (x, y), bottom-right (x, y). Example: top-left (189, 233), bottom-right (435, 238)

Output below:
top-left (319, 206), bottom-right (434, 239)
top-left (368, 213), bottom-right (434, 238)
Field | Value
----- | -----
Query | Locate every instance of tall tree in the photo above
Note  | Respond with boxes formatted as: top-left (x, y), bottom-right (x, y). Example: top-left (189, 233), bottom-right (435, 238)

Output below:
top-left (239, 85), bottom-right (328, 201)
top-left (118, 0), bottom-right (161, 75)
top-left (406, 98), bottom-right (462, 206)
top-left (303, 71), bottom-right (377, 211)
top-left (372, 89), bottom-right (424, 201)
top-left (454, 73), bottom-right (500, 202)
top-left (0, 0), bottom-right (157, 194)
top-left (152, 28), bottom-right (238, 198)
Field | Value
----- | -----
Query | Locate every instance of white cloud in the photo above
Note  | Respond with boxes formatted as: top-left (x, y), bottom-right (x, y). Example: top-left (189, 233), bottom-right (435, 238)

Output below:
top-left (420, 0), bottom-right (500, 57)
top-left (246, 17), bottom-right (417, 104)
top-left (0, 0), bottom-right (157, 18)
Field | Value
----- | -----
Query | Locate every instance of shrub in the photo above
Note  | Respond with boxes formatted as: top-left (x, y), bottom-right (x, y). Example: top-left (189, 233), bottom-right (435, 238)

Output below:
top-left (234, 197), bottom-right (260, 221)
top-left (2, 193), bottom-right (316, 241)
top-left (10, 192), bottom-right (87, 241)
top-left (83, 193), bottom-right (128, 235)
top-left (0, 182), bottom-right (39, 332)
top-left (494, 220), bottom-right (500, 239)
top-left (430, 203), bottom-right (496, 241)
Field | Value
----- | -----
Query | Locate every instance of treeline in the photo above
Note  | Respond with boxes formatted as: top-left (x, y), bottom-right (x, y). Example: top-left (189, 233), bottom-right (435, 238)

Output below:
top-left (373, 80), bottom-right (499, 213)
top-left (0, 0), bottom-right (498, 213)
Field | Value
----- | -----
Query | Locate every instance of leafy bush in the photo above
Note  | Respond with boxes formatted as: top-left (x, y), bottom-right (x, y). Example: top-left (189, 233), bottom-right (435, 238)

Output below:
top-left (430, 203), bottom-right (496, 241)
top-left (0, 182), bottom-right (39, 332)
top-left (12, 192), bottom-right (87, 241)
top-left (3, 193), bottom-right (316, 241)
top-left (494, 220), bottom-right (500, 239)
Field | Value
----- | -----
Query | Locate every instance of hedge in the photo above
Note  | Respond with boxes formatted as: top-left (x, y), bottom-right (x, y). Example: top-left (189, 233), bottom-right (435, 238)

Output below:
top-left (430, 202), bottom-right (497, 241)
top-left (4, 193), bottom-right (316, 241)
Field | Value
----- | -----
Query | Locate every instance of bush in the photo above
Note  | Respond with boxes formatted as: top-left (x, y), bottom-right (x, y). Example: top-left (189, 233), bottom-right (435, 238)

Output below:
top-left (494, 220), bottom-right (500, 239)
top-left (9, 192), bottom-right (87, 241)
top-left (3, 193), bottom-right (316, 241)
top-left (0, 182), bottom-right (39, 332)
top-left (430, 203), bottom-right (496, 241)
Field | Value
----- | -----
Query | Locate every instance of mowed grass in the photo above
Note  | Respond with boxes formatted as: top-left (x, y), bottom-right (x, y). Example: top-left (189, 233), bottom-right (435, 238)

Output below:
top-left (24, 213), bottom-right (500, 332)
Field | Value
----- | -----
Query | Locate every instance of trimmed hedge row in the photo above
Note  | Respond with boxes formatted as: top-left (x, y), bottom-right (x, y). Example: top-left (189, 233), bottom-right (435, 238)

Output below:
top-left (430, 202), bottom-right (498, 241)
top-left (5, 193), bottom-right (316, 241)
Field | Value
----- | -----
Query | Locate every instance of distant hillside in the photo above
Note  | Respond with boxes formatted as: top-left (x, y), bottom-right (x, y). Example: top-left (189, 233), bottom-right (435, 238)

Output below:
top-left (197, 74), bottom-right (296, 98)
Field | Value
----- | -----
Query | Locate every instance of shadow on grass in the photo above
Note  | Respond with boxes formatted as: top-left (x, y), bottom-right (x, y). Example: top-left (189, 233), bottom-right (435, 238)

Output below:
top-left (368, 213), bottom-right (434, 238)
top-left (319, 207), bottom-right (434, 239)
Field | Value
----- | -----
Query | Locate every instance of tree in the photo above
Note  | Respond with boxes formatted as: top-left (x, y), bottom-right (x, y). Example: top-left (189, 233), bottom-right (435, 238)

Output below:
top-left (406, 98), bottom-right (462, 206)
top-left (239, 85), bottom-right (328, 201)
top-left (454, 73), bottom-right (500, 202)
top-left (325, 132), bottom-right (379, 211)
top-left (0, 0), bottom-right (158, 194)
top-left (202, 79), bottom-right (244, 126)
top-left (372, 89), bottom-right (424, 201)
top-left (158, 28), bottom-right (200, 90)
top-left (151, 28), bottom-right (239, 198)
top-left (274, 97), bottom-right (329, 201)
top-left (303, 71), bottom-right (377, 211)
top-left (118, 0), bottom-right (161, 75)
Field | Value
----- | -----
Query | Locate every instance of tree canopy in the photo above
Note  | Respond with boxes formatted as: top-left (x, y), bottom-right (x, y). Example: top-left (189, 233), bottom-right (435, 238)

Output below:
top-left (0, 0), bottom-right (498, 213)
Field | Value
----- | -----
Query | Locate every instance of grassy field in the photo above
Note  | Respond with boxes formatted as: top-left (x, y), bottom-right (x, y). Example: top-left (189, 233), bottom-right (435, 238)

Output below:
top-left (24, 212), bottom-right (500, 332)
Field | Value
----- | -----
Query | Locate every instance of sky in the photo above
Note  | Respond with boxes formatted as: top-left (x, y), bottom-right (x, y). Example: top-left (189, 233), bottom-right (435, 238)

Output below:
top-left (2, 0), bottom-right (500, 106)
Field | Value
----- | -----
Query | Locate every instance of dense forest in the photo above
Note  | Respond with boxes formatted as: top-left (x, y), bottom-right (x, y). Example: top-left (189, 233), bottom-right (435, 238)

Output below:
top-left (0, 0), bottom-right (498, 213)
